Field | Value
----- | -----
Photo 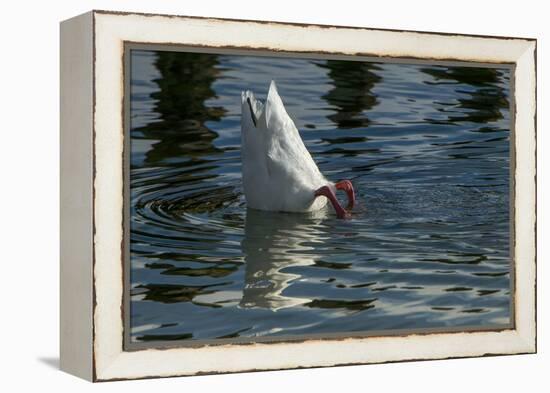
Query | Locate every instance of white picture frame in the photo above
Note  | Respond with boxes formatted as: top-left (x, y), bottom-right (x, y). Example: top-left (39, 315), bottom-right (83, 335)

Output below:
top-left (60, 10), bottom-right (536, 381)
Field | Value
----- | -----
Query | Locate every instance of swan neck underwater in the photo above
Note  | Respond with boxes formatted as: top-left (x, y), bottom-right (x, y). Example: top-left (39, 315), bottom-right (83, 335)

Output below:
top-left (240, 81), bottom-right (355, 218)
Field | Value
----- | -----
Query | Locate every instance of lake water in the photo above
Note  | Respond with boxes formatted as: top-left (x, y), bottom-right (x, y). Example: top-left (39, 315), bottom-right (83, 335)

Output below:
top-left (129, 49), bottom-right (512, 344)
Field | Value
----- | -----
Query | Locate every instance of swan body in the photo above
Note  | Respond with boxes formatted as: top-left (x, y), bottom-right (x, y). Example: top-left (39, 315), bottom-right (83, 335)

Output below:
top-left (241, 81), bottom-right (354, 218)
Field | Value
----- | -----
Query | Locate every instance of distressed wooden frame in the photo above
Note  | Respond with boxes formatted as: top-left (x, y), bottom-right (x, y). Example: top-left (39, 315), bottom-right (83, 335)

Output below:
top-left (60, 10), bottom-right (537, 382)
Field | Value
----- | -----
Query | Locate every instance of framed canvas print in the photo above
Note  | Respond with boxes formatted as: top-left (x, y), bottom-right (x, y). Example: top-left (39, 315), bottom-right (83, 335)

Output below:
top-left (60, 10), bottom-right (537, 381)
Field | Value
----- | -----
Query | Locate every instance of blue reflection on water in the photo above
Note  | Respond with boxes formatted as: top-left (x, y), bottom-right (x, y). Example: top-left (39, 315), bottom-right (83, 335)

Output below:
top-left (129, 50), bottom-right (511, 342)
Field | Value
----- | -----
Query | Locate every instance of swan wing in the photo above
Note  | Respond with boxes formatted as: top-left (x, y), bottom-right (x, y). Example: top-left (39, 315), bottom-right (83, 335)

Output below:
top-left (241, 90), bottom-right (272, 209)
top-left (263, 81), bottom-right (325, 191)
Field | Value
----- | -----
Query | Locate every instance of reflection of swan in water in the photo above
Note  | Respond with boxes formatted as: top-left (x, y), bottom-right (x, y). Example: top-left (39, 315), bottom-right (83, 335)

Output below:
top-left (239, 208), bottom-right (330, 311)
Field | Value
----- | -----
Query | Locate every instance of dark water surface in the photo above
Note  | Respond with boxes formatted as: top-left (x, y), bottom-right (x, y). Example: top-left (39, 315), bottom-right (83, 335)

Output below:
top-left (129, 50), bottom-right (512, 344)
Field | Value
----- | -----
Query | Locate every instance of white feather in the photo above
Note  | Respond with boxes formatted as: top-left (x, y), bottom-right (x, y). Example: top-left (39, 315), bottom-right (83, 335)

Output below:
top-left (241, 81), bottom-right (330, 213)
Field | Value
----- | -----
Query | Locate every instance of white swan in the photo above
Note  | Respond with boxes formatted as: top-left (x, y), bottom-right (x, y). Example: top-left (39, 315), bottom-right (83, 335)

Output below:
top-left (241, 81), bottom-right (354, 218)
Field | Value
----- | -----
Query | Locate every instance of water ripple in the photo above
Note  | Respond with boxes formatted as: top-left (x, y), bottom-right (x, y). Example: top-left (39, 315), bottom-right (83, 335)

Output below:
top-left (129, 50), bottom-right (512, 343)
